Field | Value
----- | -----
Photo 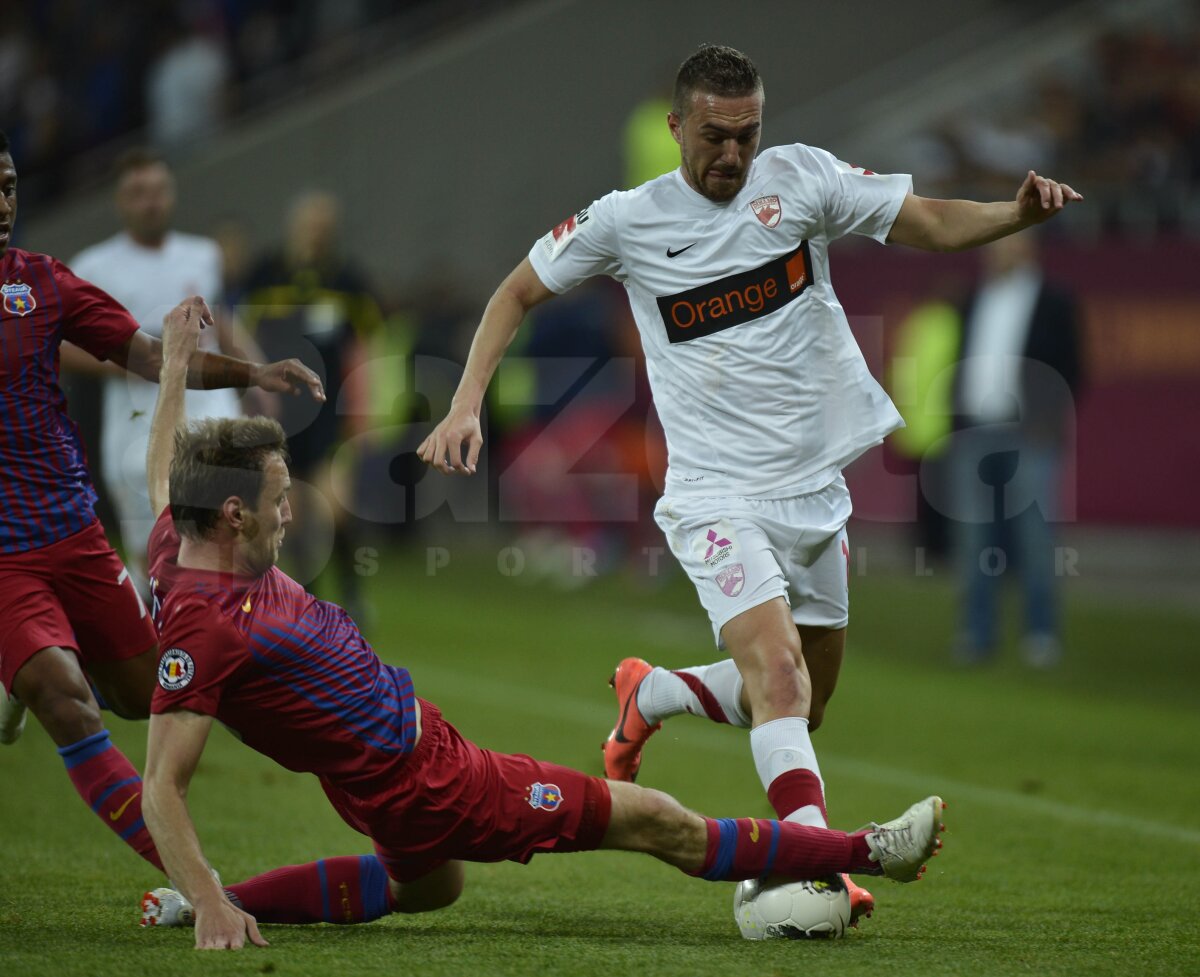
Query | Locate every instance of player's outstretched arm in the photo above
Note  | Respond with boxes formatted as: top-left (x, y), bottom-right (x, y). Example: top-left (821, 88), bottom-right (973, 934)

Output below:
top-left (108, 306), bottom-right (326, 403)
top-left (417, 258), bottom-right (555, 475)
top-left (887, 170), bottom-right (1083, 252)
top-left (143, 709), bottom-right (268, 950)
top-left (146, 297), bottom-right (208, 518)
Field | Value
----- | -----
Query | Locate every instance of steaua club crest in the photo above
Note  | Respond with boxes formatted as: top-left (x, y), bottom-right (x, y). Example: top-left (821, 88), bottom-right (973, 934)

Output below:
top-left (525, 782), bottom-right (564, 812)
top-left (2, 282), bottom-right (36, 317)
top-left (750, 195), bottom-right (781, 228)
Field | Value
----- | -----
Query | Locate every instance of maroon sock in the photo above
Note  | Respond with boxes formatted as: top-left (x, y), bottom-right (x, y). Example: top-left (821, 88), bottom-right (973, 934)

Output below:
top-left (57, 730), bottom-right (163, 872)
top-left (688, 817), bottom-right (870, 881)
top-left (671, 671), bottom-right (730, 723)
top-left (225, 855), bottom-right (392, 924)
top-left (846, 831), bottom-right (878, 875)
top-left (766, 768), bottom-right (828, 825)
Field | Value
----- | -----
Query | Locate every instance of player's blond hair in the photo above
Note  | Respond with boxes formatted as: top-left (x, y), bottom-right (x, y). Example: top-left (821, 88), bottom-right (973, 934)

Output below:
top-left (169, 417), bottom-right (289, 540)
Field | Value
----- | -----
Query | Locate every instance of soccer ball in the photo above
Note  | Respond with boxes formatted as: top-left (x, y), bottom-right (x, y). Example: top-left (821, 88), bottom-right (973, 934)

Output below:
top-left (733, 875), bottom-right (852, 940)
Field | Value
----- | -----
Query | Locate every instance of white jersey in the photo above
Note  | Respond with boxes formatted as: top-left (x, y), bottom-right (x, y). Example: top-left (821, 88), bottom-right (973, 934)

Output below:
top-left (71, 230), bottom-right (239, 427)
top-left (528, 143), bottom-right (911, 500)
top-left (71, 231), bottom-right (239, 570)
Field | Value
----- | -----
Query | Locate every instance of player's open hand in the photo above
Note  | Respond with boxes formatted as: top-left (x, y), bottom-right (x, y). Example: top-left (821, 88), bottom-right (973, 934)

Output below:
top-left (251, 358), bottom-right (326, 403)
top-left (161, 296), bottom-right (212, 365)
top-left (1016, 170), bottom-right (1083, 225)
top-left (195, 899), bottom-right (268, 950)
top-left (418, 405), bottom-right (482, 475)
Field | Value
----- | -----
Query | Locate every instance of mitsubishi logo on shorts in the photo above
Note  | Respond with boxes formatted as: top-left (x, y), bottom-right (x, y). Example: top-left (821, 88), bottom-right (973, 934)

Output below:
top-left (704, 528), bottom-right (732, 561)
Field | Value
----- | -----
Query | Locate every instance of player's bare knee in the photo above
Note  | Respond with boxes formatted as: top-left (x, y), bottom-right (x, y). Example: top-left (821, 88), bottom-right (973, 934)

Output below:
top-left (755, 655), bottom-right (810, 718)
top-left (390, 883), bottom-right (461, 914)
top-left (635, 787), bottom-right (696, 853)
top-left (389, 864), bottom-right (464, 914)
top-left (25, 685), bottom-right (103, 746)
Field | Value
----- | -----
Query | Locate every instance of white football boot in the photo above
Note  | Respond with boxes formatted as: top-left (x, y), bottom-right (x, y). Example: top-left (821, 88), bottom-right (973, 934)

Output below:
top-left (864, 795), bottom-right (946, 883)
top-left (0, 685), bottom-right (27, 745)
top-left (140, 887), bottom-right (195, 927)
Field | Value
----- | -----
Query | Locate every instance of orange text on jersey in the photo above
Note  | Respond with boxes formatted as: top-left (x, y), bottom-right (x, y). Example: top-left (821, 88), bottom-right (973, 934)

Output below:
top-left (670, 277), bottom-right (778, 330)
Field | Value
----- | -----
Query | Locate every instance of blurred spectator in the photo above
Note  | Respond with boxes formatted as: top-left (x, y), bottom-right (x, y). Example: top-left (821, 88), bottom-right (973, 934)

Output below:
top-left (923, 13), bottom-right (1200, 234)
top-left (240, 190), bottom-right (383, 618)
top-left (941, 233), bottom-right (1084, 668)
top-left (887, 292), bottom-right (964, 562)
top-left (499, 279), bottom-right (663, 585)
top-left (210, 214), bottom-right (256, 304)
top-left (146, 14), bottom-right (232, 151)
top-left (5, 0), bottom-right (508, 205)
top-left (623, 86), bottom-right (678, 189)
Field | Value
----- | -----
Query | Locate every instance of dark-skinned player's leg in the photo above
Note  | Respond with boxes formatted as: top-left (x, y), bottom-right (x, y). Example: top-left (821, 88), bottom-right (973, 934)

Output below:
top-left (13, 645), bottom-right (164, 871)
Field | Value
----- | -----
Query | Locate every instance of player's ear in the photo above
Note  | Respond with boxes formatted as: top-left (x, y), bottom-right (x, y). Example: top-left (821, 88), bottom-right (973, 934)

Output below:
top-left (221, 495), bottom-right (245, 530)
top-left (668, 112), bottom-right (684, 146)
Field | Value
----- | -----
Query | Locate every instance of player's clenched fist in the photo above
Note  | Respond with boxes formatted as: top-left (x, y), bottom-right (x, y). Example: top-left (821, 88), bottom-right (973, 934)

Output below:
top-left (161, 295), bottom-right (211, 364)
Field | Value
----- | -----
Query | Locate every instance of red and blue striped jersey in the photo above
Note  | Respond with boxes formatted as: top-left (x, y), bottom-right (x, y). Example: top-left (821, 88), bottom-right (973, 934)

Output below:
top-left (147, 510), bottom-right (419, 795)
top-left (0, 248), bottom-right (139, 553)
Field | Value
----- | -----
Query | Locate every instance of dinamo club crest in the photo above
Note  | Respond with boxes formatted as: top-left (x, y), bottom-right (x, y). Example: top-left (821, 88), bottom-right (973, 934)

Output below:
top-left (751, 195), bottom-right (781, 228)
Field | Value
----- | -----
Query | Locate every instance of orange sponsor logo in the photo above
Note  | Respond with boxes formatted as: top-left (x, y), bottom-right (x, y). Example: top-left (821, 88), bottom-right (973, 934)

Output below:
top-left (657, 241), bottom-right (813, 344)
top-left (669, 277), bottom-right (779, 330)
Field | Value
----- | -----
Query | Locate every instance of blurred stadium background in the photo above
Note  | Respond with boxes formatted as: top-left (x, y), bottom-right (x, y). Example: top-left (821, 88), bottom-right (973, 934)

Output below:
top-left (2, 1), bottom-right (1198, 974)
top-left (13, 0), bottom-right (1200, 583)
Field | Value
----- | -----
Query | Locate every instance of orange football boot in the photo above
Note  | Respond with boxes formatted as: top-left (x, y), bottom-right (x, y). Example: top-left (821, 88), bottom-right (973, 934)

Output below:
top-left (841, 874), bottom-right (875, 926)
top-left (602, 657), bottom-right (661, 781)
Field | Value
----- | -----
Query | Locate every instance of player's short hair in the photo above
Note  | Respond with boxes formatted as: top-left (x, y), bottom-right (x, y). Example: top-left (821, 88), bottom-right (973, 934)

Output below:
top-left (114, 146), bottom-right (168, 180)
top-left (170, 417), bottom-right (289, 540)
top-left (672, 44), bottom-right (762, 117)
top-left (0, 129), bottom-right (9, 155)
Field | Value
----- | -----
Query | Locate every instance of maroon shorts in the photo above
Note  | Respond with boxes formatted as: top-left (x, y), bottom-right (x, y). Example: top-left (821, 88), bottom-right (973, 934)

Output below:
top-left (0, 520), bottom-right (157, 692)
top-left (323, 701), bottom-right (612, 883)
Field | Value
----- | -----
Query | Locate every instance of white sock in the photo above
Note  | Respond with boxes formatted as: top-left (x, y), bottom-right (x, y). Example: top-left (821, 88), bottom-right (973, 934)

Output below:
top-left (750, 716), bottom-right (827, 827)
top-left (636, 660), bottom-right (751, 727)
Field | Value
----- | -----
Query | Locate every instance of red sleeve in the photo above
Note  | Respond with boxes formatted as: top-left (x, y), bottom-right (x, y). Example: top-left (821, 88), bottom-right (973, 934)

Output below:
top-left (151, 598), bottom-right (247, 717)
top-left (52, 256), bottom-right (140, 361)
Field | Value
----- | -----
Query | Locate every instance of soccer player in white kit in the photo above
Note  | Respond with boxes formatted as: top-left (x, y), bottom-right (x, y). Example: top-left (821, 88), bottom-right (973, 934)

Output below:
top-left (66, 149), bottom-right (258, 586)
top-left (420, 45), bottom-right (1081, 923)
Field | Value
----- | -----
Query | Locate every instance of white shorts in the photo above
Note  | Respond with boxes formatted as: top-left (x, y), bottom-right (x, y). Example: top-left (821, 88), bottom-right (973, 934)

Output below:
top-left (654, 475), bottom-right (853, 647)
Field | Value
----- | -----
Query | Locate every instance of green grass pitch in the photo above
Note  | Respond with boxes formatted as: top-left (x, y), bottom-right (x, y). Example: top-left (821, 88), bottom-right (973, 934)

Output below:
top-left (2, 545), bottom-right (1198, 976)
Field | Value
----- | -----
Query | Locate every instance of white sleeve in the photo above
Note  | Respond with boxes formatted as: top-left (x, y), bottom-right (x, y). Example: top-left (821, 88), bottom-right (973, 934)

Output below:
top-left (527, 191), bottom-right (622, 294)
top-left (805, 147), bottom-right (912, 244)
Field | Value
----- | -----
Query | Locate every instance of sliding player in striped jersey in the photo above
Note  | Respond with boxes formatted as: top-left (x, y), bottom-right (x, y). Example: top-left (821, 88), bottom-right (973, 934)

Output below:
top-left (138, 295), bottom-right (946, 949)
